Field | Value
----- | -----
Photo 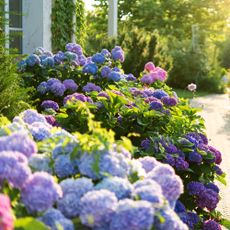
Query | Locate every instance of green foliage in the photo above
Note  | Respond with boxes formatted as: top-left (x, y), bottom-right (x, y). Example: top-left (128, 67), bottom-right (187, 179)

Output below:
top-left (51, 0), bottom-right (76, 51)
top-left (0, 3), bottom-right (30, 119)
top-left (219, 34), bottom-right (230, 69)
top-left (14, 217), bottom-right (49, 230)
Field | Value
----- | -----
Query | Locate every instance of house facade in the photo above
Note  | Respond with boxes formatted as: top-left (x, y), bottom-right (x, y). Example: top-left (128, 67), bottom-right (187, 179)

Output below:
top-left (4, 0), bottom-right (52, 54)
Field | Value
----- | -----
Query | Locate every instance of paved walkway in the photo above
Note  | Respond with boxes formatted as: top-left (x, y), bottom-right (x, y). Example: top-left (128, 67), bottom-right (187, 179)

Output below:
top-left (191, 93), bottom-right (230, 222)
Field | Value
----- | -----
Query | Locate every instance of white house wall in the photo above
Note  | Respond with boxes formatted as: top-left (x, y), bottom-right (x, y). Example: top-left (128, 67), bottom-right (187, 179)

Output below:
top-left (23, 0), bottom-right (52, 54)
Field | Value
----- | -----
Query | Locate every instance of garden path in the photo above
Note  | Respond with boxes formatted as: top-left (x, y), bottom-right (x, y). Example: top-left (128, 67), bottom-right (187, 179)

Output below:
top-left (191, 92), bottom-right (230, 222)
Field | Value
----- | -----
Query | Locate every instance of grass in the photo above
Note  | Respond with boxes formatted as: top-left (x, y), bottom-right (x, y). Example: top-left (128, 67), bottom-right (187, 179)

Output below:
top-left (173, 88), bottom-right (211, 99)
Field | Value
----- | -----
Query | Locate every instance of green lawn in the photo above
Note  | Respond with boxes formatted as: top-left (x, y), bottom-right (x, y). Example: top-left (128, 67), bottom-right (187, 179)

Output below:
top-left (173, 88), bottom-right (210, 99)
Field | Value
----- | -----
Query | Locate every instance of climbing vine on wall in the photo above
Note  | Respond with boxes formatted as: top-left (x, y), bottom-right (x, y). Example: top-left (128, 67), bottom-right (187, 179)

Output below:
top-left (51, 0), bottom-right (75, 52)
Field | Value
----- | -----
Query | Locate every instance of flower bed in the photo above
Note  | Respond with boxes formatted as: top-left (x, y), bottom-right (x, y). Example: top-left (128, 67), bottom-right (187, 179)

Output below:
top-left (0, 43), bottom-right (228, 229)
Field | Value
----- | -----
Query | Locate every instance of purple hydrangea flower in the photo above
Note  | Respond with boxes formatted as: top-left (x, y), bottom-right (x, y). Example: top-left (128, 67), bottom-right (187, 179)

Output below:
top-left (29, 122), bottom-right (52, 141)
top-left (19, 109), bottom-right (47, 124)
top-left (178, 212), bottom-right (199, 229)
top-left (79, 190), bottom-right (118, 228)
top-left (101, 49), bottom-right (111, 57)
top-left (138, 156), bottom-right (159, 173)
top-left (154, 207), bottom-right (189, 230)
top-left (185, 132), bottom-right (208, 146)
top-left (197, 189), bottom-right (219, 211)
top-left (162, 96), bottom-right (178, 106)
top-left (140, 138), bottom-right (151, 150)
top-left (0, 132), bottom-right (37, 158)
top-left (41, 100), bottom-right (59, 111)
top-left (203, 220), bottom-right (221, 230)
top-left (140, 74), bottom-right (154, 85)
top-left (45, 115), bottom-right (58, 126)
top-left (152, 89), bottom-right (169, 99)
top-left (82, 62), bottom-right (98, 75)
top-left (208, 146), bottom-right (222, 164)
top-left (175, 157), bottom-right (189, 171)
top-left (58, 178), bottom-right (94, 218)
top-left (187, 181), bottom-right (206, 196)
top-left (39, 208), bottom-right (74, 230)
top-left (50, 82), bottom-right (66, 97)
top-left (101, 66), bottom-right (112, 78)
top-left (188, 151), bottom-right (202, 163)
top-left (63, 93), bottom-right (92, 105)
top-left (92, 53), bottom-right (106, 64)
top-left (47, 78), bottom-right (61, 88)
top-left (66, 43), bottom-right (83, 55)
top-left (54, 155), bottom-right (78, 178)
top-left (98, 91), bottom-right (109, 99)
top-left (148, 164), bottom-right (175, 177)
top-left (108, 71), bottom-right (121, 82)
top-left (21, 172), bottom-right (62, 213)
top-left (125, 73), bottom-right (137, 81)
top-left (29, 154), bottom-right (52, 173)
top-left (205, 183), bottom-right (220, 193)
top-left (110, 199), bottom-right (154, 230)
top-left (163, 153), bottom-right (176, 167)
top-left (111, 46), bottom-right (125, 62)
top-left (83, 82), bottom-right (102, 92)
top-left (0, 151), bottom-right (31, 189)
top-left (214, 165), bottom-right (224, 175)
top-left (54, 51), bottom-right (65, 64)
top-left (63, 79), bottom-right (78, 92)
top-left (37, 81), bottom-right (48, 94)
top-left (95, 177), bottom-right (133, 199)
top-left (78, 55), bottom-right (87, 66)
top-left (26, 54), bottom-right (40, 66)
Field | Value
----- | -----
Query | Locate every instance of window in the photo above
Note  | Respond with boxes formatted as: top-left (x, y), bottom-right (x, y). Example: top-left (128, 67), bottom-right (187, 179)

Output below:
top-left (5, 0), bottom-right (23, 54)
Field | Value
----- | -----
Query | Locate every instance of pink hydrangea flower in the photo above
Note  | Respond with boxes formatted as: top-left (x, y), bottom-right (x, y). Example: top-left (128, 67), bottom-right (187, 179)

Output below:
top-left (0, 194), bottom-right (14, 230)
top-left (144, 62), bottom-right (156, 73)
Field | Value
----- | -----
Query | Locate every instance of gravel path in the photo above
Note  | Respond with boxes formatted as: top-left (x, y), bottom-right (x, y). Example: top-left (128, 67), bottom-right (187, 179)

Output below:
top-left (191, 93), bottom-right (230, 222)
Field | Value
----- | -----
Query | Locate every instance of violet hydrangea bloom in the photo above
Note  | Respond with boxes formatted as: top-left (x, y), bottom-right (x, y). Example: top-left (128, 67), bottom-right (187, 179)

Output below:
top-left (28, 122), bottom-right (52, 141)
top-left (110, 199), bottom-right (154, 230)
top-left (186, 181), bottom-right (206, 196)
top-left (63, 93), bottom-right (93, 105)
top-left (111, 46), bottom-right (125, 62)
top-left (0, 132), bottom-right (37, 158)
top-left (101, 66), bottom-right (112, 78)
top-left (41, 100), bottom-right (59, 111)
top-left (0, 151), bottom-right (31, 189)
top-left (178, 212), bottom-right (199, 229)
top-left (95, 177), bottom-right (133, 200)
top-left (50, 81), bottom-right (66, 97)
top-left (150, 100), bottom-right (163, 111)
top-left (39, 208), bottom-right (74, 230)
top-left (83, 82), bottom-right (102, 93)
top-left (208, 146), bottom-right (222, 164)
top-left (21, 172), bottom-right (62, 213)
top-left (203, 220), bottom-right (221, 230)
top-left (140, 74), bottom-right (154, 85)
top-left (63, 79), bottom-right (78, 92)
top-left (101, 49), bottom-right (111, 57)
top-left (0, 194), bottom-right (14, 230)
top-left (138, 156), bottom-right (159, 173)
top-left (57, 178), bottom-right (94, 218)
top-left (162, 96), bottom-right (178, 107)
top-left (79, 190), bottom-right (118, 228)
top-left (18, 109), bottom-right (47, 124)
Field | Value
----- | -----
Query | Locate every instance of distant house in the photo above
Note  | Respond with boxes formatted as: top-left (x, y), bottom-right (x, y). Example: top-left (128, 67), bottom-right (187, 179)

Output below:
top-left (4, 0), bottom-right (52, 54)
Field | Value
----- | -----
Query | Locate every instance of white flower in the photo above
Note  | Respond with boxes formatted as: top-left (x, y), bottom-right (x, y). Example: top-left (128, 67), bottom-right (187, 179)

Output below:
top-left (187, 83), bottom-right (197, 92)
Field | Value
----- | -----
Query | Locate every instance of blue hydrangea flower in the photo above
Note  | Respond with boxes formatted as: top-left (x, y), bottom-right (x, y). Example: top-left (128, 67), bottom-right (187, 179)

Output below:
top-left (29, 154), bottom-right (52, 173)
top-left (54, 51), bottom-right (65, 64)
top-left (110, 199), bottom-right (154, 230)
top-left (41, 100), bottom-right (59, 111)
top-left (47, 78), bottom-right (61, 88)
top-left (29, 122), bottom-right (52, 141)
top-left (58, 177), bottom-right (94, 218)
top-left (179, 212), bottom-right (199, 229)
top-left (26, 54), bottom-right (40, 66)
top-left (41, 57), bottom-right (55, 67)
top-left (111, 46), bottom-right (125, 62)
top-left (188, 151), bottom-right (202, 163)
top-left (79, 190), bottom-right (118, 228)
top-left (152, 89), bottom-right (169, 99)
top-left (82, 62), bottom-right (98, 75)
top-left (37, 82), bottom-right (48, 95)
top-left (54, 155), bottom-right (78, 178)
top-left (18, 59), bottom-right (27, 71)
top-left (83, 82), bottom-right (102, 92)
top-left (64, 51), bottom-right (78, 62)
top-left (101, 66), bottom-right (112, 78)
top-left (174, 157), bottom-right (189, 171)
top-left (18, 109), bottom-right (47, 124)
top-left (92, 53), bottom-right (106, 64)
top-left (174, 201), bottom-right (186, 213)
top-left (0, 132), bottom-right (37, 158)
top-left (52, 142), bottom-right (77, 159)
top-left (108, 71), bottom-right (121, 81)
top-left (21, 172), bottom-right (62, 213)
top-left (39, 208), bottom-right (74, 230)
top-left (0, 151), bottom-right (31, 189)
top-left (101, 49), bottom-right (111, 57)
top-left (149, 100), bottom-right (163, 111)
top-left (79, 151), bottom-right (130, 180)
top-left (63, 79), bottom-right (78, 91)
top-left (154, 207), bottom-right (189, 230)
top-left (132, 181), bottom-right (164, 206)
top-left (95, 177), bottom-right (133, 199)
top-left (163, 153), bottom-right (176, 167)
top-left (147, 164), bottom-right (175, 177)
top-left (138, 156), bottom-right (159, 173)
top-left (205, 183), bottom-right (220, 193)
